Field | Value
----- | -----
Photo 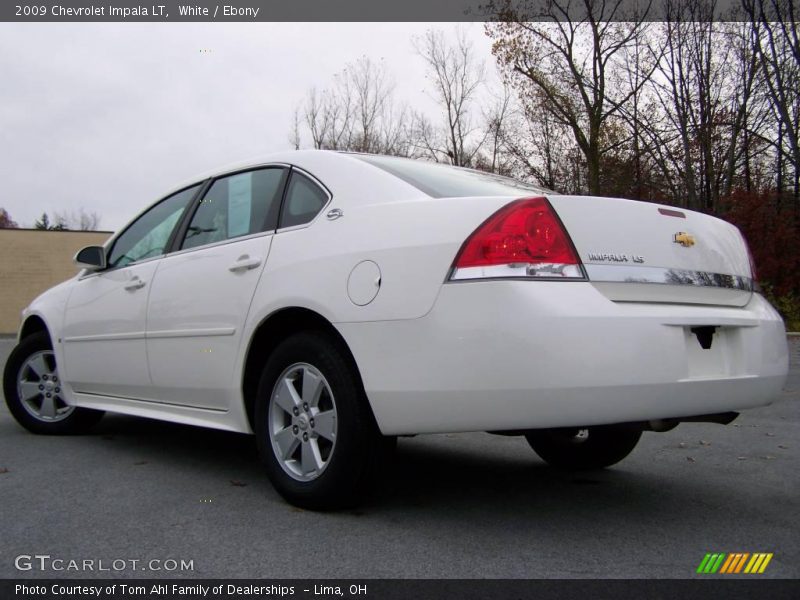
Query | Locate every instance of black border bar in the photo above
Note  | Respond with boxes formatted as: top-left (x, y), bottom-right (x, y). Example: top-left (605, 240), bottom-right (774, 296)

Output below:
top-left (2, 1), bottom-right (762, 23)
top-left (4, 579), bottom-right (800, 600)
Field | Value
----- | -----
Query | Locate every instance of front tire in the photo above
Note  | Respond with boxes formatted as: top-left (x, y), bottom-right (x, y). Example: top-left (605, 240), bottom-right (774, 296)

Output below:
top-left (525, 426), bottom-right (642, 470)
top-left (3, 332), bottom-right (104, 434)
top-left (255, 331), bottom-right (394, 510)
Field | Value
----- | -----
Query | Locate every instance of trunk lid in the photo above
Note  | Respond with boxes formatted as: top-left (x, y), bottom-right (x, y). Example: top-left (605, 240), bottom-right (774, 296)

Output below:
top-left (547, 195), bottom-right (754, 307)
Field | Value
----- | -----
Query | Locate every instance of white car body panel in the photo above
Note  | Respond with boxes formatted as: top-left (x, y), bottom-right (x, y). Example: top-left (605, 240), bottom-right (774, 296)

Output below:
top-left (551, 195), bottom-right (752, 279)
top-left (145, 233), bottom-right (272, 409)
top-left (250, 196), bottom-right (510, 325)
top-left (14, 150), bottom-right (789, 438)
top-left (339, 282), bottom-right (787, 435)
top-left (61, 260), bottom-right (158, 398)
top-left (70, 390), bottom-right (246, 432)
top-left (550, 195), bottom-right (754, 307)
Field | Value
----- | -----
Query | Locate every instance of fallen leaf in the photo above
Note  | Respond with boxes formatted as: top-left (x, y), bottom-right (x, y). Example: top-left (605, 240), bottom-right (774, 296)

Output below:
top-left (230, 480), bottom-right (247, 487)
top-left (699, 440), bottom-right (711, 446)
top-left (686, 456), bottom-right (695, 463)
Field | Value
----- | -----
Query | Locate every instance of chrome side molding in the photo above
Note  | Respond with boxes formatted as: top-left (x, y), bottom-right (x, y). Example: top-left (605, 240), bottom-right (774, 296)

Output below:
top-left (584, 264), bottom-right (755, 292)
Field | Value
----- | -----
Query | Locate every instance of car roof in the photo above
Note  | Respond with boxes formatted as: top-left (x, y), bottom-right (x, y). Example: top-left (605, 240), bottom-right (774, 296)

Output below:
top-left (164, 150), bottom-right (425, 204)
top-left (166, 150), bottom-right (551, 204)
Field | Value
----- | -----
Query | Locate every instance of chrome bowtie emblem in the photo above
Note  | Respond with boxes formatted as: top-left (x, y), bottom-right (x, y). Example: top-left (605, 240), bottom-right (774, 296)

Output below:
top-left (673, 232), bottom-right (696, 247)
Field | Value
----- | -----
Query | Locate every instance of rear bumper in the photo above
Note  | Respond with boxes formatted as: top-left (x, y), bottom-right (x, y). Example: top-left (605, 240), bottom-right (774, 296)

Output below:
top-left (337, 281), bottom-right (788, 435)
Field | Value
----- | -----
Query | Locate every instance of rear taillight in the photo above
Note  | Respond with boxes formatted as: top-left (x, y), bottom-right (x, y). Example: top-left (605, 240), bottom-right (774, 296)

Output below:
top-left (449, 197), bottom-right (584, 281)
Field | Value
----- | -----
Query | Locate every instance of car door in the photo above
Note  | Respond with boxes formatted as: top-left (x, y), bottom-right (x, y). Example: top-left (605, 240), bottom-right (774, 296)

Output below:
top-left (62, 184), bottom-right (201, 399)
top-left (145, 167), bottom-right (288, 409)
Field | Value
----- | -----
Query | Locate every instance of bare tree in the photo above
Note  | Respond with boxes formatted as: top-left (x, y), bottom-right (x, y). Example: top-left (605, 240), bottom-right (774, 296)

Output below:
top-left (721, 18), bottom-right (770, 197)
top-left (411, 28), bottom-right (486, 166)
top-left (634, 2), bottom-right (768, 211)
top-left (487, 0), bottom-right (655, 195)
top-left (614, 13), bottom-right (662, 201)
top-left (482, 82), bottom-right (514, 175)
top-left (78, 210), bottom-right (101, 231)
top-left (302, 56), bottom-right (410, 156)
top-left (496, 88), bottom-right (582, 191)
top-left (348, 57), bottom-right (394, 153)
top-left (305, 84), bottom-right (353, 150)
top-left (51, 209), bottom-right (102, 231)
top-left (289, 108), bottom-right (302, 150)
top-left (743, 0), bottom-right (800, 198)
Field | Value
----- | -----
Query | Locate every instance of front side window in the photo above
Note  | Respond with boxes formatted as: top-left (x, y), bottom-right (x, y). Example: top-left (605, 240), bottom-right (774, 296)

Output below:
top-left (107, 185), bottom-right (200, 269)
top-left (279, 172), bottom-right (329, 228)
top-left (181, 168), bottom-right (286, 250)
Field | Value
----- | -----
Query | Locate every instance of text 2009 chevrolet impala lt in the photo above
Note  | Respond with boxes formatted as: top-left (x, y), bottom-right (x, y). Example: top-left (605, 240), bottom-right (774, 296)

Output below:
top-left (3, 151), bottom-right (789, 508)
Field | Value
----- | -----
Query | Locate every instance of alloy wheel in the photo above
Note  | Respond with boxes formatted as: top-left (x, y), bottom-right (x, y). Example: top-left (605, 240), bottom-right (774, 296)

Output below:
top-left (17, 350), bottom-right (74, 422)
top-left (268, 362), bottom-right (337, 482)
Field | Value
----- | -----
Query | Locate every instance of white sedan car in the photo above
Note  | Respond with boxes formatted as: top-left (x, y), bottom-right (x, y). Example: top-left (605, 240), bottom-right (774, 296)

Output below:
top-left (3, 151), bottom-right (789, 508)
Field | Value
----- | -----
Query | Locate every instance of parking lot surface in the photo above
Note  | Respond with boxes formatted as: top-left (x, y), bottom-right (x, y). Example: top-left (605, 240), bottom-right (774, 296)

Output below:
top-left (0, 337), bottom-right (798, 579)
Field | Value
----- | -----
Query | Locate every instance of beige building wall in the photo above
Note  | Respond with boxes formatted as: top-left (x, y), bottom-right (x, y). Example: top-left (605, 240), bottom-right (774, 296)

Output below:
top-left (0, 229), bottom-right (112, 335)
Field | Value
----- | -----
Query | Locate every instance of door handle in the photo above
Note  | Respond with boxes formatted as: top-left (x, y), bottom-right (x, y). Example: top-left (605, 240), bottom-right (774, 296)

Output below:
top-left (228, 255), bottom-right (262, 273)
top-left (124, 276), bottom-right (146, 291)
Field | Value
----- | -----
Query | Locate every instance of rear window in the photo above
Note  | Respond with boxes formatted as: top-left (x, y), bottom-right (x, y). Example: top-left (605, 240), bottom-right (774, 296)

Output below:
top-left (354, 154), bottom-right (552, 198)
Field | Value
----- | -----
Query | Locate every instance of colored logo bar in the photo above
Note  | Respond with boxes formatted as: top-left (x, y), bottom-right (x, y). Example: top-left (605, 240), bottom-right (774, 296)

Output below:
top-left (697, 553), bottom-right (773, 574)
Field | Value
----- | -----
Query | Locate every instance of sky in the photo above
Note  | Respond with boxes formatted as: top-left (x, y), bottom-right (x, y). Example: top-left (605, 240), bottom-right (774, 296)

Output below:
top-left (0, 23), bottom-right (495, 231)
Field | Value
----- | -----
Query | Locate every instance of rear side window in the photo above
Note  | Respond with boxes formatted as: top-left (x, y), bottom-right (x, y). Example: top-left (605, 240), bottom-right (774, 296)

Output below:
top-left (182, 168), bottom-right (286, 250)
top-left (355, 154), bottom-right (552, 198)
top-left (279, 172), bottom-right (329, 228)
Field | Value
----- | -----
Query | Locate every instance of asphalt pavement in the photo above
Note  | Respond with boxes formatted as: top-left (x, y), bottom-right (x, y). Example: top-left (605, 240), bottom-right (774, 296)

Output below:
top-left (0, 336), bottom-right (797, 579)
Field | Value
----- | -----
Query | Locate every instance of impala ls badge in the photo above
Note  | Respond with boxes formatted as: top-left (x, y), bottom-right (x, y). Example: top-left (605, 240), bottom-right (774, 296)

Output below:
top-left (587, 252), bottom-right (645, 263)
top-left (673, 232), bottom-right (696, 247)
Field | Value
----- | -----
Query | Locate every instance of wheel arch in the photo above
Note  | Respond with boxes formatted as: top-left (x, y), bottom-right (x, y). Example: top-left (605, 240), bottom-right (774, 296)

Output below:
top-left (241, 307), bottom-right (371, 433)
top-left (19, 314), bottom-right (50, 343)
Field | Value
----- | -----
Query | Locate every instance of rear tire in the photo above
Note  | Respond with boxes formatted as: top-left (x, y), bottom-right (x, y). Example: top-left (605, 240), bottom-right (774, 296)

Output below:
top-left (525, 426), bottom-right (641, 470)
top-left (3, 332), bottom-right (104, 435)
top-left (255, 331), bottom-right (394, 510)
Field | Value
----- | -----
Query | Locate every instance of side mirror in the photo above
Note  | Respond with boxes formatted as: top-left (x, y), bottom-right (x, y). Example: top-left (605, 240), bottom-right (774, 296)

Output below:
top-left (74, 246), bottom-right (107, 270)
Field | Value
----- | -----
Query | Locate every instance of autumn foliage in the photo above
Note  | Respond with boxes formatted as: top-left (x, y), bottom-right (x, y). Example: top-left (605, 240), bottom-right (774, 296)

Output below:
top-left (723, 191), bottom-right (799, 296)
top-left (723, 190), bottom-right (800, 329)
